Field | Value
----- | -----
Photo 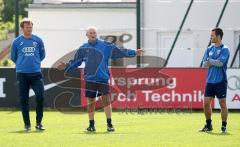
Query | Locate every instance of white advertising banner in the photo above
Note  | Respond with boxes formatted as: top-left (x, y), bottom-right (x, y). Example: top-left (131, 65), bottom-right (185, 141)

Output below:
top-left (214, 69), bottom-right (240, 109)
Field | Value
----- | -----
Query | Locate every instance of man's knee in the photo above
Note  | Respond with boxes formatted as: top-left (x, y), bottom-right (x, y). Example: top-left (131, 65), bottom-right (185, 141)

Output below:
top-left (87, 98), bottom-right (96, 106)
top-left (219, 99), bottom-right (227, 109)
top-left (204, 99), bottom-right (211, 107)
top-left (36, 95), bottom-right (44, 103)
top-left (20, 98), bottom-right (29, 105)
top-left (102, 95), bottom-right (111, 105)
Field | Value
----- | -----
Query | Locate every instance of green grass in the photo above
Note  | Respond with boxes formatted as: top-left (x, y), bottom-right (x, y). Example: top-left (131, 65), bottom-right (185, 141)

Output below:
top-left (0, 111), bottom-right (239, 147)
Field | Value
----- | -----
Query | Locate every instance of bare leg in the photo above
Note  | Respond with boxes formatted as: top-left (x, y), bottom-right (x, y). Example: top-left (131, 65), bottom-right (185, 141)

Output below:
top-left (87, 98), bottom-right (96, 121)
top-left (204, 97), bottom-right (213, 120)
top-left (101, 94), bottom-right (112, 119)
top-left (219, 98), bottom-right (228, 122)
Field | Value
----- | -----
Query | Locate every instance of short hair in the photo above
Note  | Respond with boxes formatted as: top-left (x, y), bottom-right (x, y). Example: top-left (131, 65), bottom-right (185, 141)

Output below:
top-left (20, 18), bottom-right (33, 28)
top-left (212, 28), bottom-right (224, 39)
top-left (86, 26), bottom-right (97, 33)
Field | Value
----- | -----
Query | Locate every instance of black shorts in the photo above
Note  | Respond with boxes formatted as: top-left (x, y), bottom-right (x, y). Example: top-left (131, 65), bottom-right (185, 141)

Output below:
top-left (85, 81), bottom-right (109, 98)
top-left (204, 80), bottom-right (227, 99)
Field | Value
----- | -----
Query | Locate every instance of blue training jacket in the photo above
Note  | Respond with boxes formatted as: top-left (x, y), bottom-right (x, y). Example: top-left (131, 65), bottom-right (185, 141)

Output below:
top-left (11, 34), bottom-right (45, 73)
top-left (65, 39), bottom-right (136, 82)
top-left (202, 44), bottom-right (230, 83)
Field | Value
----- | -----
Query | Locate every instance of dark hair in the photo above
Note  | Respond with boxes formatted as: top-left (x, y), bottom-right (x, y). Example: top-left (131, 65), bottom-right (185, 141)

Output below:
top-left (20, 18), bottom-right (33, 28)
top-left (212, 28), bottom-right (223, 39)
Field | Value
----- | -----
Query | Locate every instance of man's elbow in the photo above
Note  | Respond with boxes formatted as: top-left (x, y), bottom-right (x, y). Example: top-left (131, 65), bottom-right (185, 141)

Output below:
top-left (40, 54), bottom-right (46, 61)
top-left (202, 61), bottom-right (210, 68)
top-left (10, 57), bottom-right (16, 63)
top-left (41, 56), bottom-right (45, 61)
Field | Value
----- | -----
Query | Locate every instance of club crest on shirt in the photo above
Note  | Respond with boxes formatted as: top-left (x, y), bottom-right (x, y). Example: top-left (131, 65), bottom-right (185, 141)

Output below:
top-left (209, 51), bottom-right (213, 56)
top-left (33, 41), bottom-right (38, 47)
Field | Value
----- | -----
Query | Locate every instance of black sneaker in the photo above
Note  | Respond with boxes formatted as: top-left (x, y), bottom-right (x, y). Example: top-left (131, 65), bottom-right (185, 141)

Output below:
top-left (107, 124), bottom-right (115, 132)
top-left (86, 126), bottom-right (96, 132)
top-left (199, 124), bottom-right (213, 132)
top-left (35, 124), bottom-right (45, 131)
top-left (24, 125), bottom-right (31, 132)
top-left (221, 126), bottom-right (227, 133)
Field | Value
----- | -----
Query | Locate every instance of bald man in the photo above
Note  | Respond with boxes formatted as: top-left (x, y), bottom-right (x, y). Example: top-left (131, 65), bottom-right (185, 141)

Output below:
top-left (58, 26), bottom-right (143, 132)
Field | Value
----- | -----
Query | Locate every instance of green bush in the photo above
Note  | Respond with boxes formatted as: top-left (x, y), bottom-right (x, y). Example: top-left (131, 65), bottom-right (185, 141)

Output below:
top-left (0, 20), bottom-right (14, 40)
top-left (0, 59), bottom-right (14, 67)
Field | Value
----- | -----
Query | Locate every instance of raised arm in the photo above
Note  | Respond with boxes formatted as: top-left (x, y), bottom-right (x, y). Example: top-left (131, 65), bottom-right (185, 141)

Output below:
top-left (110, 44), bottom-right (136, 59)
top-left (64, 48), bottom-right (85, 72)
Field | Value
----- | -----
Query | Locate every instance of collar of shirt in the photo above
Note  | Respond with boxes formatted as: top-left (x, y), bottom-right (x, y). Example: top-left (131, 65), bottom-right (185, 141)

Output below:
top-left (214, 44), bottom-right (224, 48)
top-left (88, 38), bottom-right (98, 46)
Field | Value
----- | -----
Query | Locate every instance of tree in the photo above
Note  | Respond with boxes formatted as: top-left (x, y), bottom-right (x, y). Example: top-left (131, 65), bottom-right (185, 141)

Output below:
top-left (1, 0), bottom-right (13, 22)
top-left (1, 0), bottom-right (33, 22)
top-left (20, 0), bottom-right (33, 20)
top-left (0, 0), bottom-right (3, 18)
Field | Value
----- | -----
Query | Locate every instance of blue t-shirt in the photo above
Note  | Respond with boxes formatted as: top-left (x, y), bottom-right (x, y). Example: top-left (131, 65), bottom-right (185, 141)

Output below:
top-left (202, 44), bottom-right (230, 83)
top-left (65, 39), bottom-right (136, 82)
top-left (11, 34), bottom-right (45, 73)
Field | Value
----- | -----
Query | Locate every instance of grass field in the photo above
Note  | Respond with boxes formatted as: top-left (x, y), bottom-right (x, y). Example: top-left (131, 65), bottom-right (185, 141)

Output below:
top-left (0, 110), bottom-right (239, 147)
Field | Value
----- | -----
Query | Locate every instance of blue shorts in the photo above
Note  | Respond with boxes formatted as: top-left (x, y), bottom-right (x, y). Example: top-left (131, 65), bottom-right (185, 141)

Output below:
top-left (204, 80), bottom-right (227, 99)
top-left (85, 81), bottom-right (109, 98)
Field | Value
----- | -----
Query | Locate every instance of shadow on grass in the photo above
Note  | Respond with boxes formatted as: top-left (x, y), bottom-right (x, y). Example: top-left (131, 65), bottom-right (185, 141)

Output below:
top-left (199, 131), bottom-right (231, 136)
top-left (9, 130), bottom-right (45, 134)
top-left (207, 132), bottom-right (231, 136)
top-left (75, 131), bottom-right (128, 135)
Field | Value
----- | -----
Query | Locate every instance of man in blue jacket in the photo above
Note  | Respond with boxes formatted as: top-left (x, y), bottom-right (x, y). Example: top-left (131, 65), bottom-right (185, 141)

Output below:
top-left (200, 28), bottom-right (230, 133)
top-left (58, 26), bottom-right (143, 132)
top-left (11, 18), bottom-right (46, 131)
